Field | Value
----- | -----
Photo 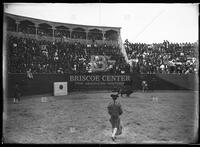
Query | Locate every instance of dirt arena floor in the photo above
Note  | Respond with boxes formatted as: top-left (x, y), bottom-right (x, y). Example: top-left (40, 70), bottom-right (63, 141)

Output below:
top-left (3, 90), bottom-right (198, 144)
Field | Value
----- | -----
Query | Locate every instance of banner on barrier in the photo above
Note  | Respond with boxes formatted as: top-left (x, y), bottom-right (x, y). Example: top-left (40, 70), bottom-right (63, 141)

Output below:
top-left (69, 75), bottom-right (131, 86)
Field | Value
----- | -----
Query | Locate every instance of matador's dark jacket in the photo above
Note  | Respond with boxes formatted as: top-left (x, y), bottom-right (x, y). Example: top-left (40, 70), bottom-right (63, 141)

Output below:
top-left (107, 100), bottom-right (123, 133)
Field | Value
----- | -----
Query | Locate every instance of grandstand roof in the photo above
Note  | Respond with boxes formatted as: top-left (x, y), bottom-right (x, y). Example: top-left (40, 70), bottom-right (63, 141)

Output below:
top-left (5, 13), bottom-right (121, 32)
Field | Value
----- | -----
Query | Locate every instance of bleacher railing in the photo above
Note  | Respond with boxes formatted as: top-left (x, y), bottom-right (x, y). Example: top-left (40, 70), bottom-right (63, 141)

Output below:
top-left (7, 31), bottom-right (119, 47)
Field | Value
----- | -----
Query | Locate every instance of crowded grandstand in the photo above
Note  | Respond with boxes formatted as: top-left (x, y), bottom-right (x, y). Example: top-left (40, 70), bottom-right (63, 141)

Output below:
top-left (6, 13), bottom-right (130, 75)
top-left (124, 39), bottom-right (198, 74)
top-left (6, 13), bottom-right (198, 76)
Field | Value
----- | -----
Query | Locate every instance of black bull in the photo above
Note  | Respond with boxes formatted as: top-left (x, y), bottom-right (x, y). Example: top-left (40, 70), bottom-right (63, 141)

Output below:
top-left (112, 85), bottom-right (136, 97)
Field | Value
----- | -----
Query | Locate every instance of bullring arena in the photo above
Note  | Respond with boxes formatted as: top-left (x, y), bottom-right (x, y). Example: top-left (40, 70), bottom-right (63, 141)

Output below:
top-left (3, 11), bottom-right (199, 144)
top-left (3, 90), bottom-right (198, 144)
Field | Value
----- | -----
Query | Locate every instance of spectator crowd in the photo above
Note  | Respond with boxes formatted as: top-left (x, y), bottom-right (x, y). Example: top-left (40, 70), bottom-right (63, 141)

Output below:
top-left (7, 34), bottom-right (198, 75)
top-left (7, 35), bottom-right (128, 74)
top-left (124, 39), bottom-right (198, 74)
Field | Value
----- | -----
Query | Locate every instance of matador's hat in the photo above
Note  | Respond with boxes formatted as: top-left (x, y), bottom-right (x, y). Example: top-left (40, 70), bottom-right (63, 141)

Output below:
top-left (111, 94), bottom-right (119, 100)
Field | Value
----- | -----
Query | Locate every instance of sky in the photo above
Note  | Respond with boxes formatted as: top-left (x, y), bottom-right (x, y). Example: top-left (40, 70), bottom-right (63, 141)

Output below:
top-left (4, 3), bottom-right (199, 44)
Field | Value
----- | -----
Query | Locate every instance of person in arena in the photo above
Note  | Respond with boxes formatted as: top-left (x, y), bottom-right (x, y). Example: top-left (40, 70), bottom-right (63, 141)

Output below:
top-left (107, 94), bottom-right (123, 141)
top-left (142, 80), bottom-right (148, 92)
top-left (26, 68), bottom-right (33, 80)
top-left (13, 82), bottom-right (21, 103)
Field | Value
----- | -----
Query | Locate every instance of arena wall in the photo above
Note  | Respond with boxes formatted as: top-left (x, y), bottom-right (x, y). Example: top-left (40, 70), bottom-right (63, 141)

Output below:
top-left (6, 73), bottom-right (197, 98)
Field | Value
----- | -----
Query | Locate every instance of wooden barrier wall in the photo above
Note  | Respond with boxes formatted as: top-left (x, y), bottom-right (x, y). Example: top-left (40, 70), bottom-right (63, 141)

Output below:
top-left (6, 73), bottom-right (198, 98)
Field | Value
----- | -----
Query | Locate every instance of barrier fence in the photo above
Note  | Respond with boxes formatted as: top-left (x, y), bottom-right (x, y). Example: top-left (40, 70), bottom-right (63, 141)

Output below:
top-left (6, 73), bottom-right (198, 98)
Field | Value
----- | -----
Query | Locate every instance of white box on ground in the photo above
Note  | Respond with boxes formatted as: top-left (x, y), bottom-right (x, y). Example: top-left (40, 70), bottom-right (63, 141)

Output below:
top-left (54, 82), bottom-right (68, 96)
